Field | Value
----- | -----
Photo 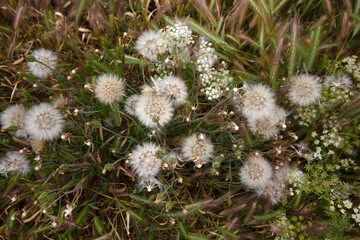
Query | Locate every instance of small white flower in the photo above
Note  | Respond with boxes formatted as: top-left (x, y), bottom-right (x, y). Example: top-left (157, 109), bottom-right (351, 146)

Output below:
top-left (343, 200), bottom-right (353, 209)
top-left (24, 103), bottom-right (65, 141)
top-left (94, 73), bottom-right (125, 105)
top-left (255, 180), bottom-right (284, 205)
top-left (124, 94), bottom-right (140, 116)
top-left (1, 104), bottom-right (27, 138)
top-left (239, 83), bottom-right (276, 120)
top-left (239, 155), bottom-right (273, 189)
top-left (135, 94), bottom-right (174, 129)
top-left (181, 133), bottom-right (214, 164)
top-left (135, 30), bottom-right (161, 61)
top-left (64, 204), bottom-right (74, 219)
top-left (0, 152), bottom-right (30, 176)
top-left (129, 142), bottom-right (162, 179)
top-left (288, 74), bottom-right (322, 106)
top-left (27, 48), bottom-right (57, 79)
top-left (155, 76), bottom-right (188, 106)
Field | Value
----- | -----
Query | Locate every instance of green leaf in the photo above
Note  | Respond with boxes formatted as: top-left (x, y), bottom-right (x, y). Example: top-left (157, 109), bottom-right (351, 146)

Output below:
top-left (253, 210), bottom-right (283, 221)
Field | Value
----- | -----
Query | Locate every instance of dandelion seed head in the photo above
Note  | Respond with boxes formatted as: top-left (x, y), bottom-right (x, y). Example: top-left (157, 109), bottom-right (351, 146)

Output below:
top-left (247, 106), bottom-right (287, 139)
top-left (255, 180), bottom-right (284, 205)
top-left (289, 74), bottom-right (322, 106)
top-left (124, 94), bottom-right (140, 116)
top-left (181, 133), bottom-right (214, 164)
top-left (27, 48), bottom-right (57, 79)
top-left (156, 76), bottom-right (188, 106)
top-left (129, 142), bottom-right (162, 179)
top-left (239, 155), bottom-right (273, 189)
top-left (24, 103), bottom-right (65, 141)
top-left (240, 84), bottom-right (276, 120)
top-left (1, 104), bottom-right (27, 138)
top-left (138, 177), bottom-right (162, 192)
top-left (135, 94), bottom-right (174, 129)
top-left (135, 30), bottom-right (161, 61)
top-left (0, 152), bottom-right (30, 176)
top-left (95, 74), bottom-right (125, 105)
top-left (324, 75), bottom-right (352, 89)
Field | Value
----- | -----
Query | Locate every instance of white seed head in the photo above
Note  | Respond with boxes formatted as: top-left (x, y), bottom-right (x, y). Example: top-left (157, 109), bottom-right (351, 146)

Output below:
top-left (24, 103), bottom-right (65, 141)
top-left (135, 30), bottom-right (161, 61)
top-left (247, 106), bottom-right (287, 139)
top-left (239, 155), bottom-right (273, 189)
top-left (124, 94), bottom-right (140, 116)
top-left (275, 165), bottom-right (304, 184)
top-left (155, 76), bottom-right (188, 106)
top-left (0, 152), bottom-right (30, 176)
top-left (255, 180), bottom-right (284, 205)
top-left (240, 83), bottom-right (276, 120)
top-left (324, 75), bottom-right (352, 89)
top-left (289, 74), bottom-right (322, 106)
top-left (138, 177), bottom-right (162, 192)
top-left (135, 94), bottom-right (174, 129)
top-left (1, 104), bottom-right (27, 138)
top-left (181, 133), bottom-right (214, 164)
top-left (94, 73), bottom-right (125, 105)
top-left (129, 142), bottom-right (162, 179)
top-left (27, 48), bottom-right (57, 79)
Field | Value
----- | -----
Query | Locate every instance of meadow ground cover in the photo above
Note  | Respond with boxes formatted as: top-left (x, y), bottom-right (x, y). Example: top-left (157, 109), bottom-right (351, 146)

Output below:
top-left (1, 0), bottom-right (360, 239)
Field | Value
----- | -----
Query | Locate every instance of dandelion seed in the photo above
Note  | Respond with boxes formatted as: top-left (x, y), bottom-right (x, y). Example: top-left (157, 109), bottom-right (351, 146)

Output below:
top-left (138, 177), bottom-right (162, 192)
top-left (255, 180), bottom-right (284, 205)
top-left (124, 94), bottom-right (140, 116)
top-left (24, 103), bottom-right (65, 141)
top-left (181, 133), bottom-right (214, 165)
top-left (155, 76), bottom-right (188, 106)
top-left (0, 152), bottom-right (30, 176)
top-left (135, 30), bottom-right (161, 61)
top-left (27, 48), bottom-right (57, 79)
top-left (94, 73), bottom-right (125, 105)
top-left (238, 155), bottom-right (273, 189)
top-left (135, 94), bottom-right (174, 129)
top-left (129, 142), bottom-right (162, 179)
top-left (324, 75), bottom-right (352, 89)
top-left (1, 104), bottom-right (27, 138)
top-left (288, 74), bottom-right (322, 106)
top-left (239, 83), bottom-right (276, 120)
top-left (247, 106), bottom-right (287, 139)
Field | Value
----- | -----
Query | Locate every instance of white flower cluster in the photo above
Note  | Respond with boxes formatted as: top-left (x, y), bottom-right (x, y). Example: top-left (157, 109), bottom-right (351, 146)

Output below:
top-left (329, 193), bottom-right (360, 227)
top-left (158, 21), bottom-right (194, 63)
top-left (335, 158), bottom-right (355, 171)
top-left (342, 55), bottom-right (360, 79)
top-left (196, 38), bottom-right (217, 72)
top-left (200, 67), bottom-right (233, 100)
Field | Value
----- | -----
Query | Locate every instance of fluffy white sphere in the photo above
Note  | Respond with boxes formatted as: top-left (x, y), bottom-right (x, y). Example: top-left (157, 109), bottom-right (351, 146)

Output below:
top-left (129, 142), bottom-right (162, 179)
top-left (0, 152), bottom-right (30, 176)
top-left (274, 165), bottom-right (304, 185)
top-left (24, 103), bottom-right (65, 141)
top-left (288, 74), bottom-right (322, 106)
top-left (27, 48), bottom-right (57, 79)
top-left (135, 94), bottom-right (174, 129)
top-left (247, 106), bottom-right (286, 139)
top-left (95, 74), bottom-right (125, 105)
top-left (135, 30), bottom-right (161, 61)
top-left (1, 104), bottom-right (27, 138)
top-left (255, 180), bottom-right (284, 205)
top-left (240, 83), bottom-right (276, 120)
top-left (239, 155), bottom-right (273, 189)
top-left (124, 94), bottom-right (140, 116)
top-left (181, 133), bottom-right (214, 165)
top-left (155, 76), bottom-right (188, 106)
